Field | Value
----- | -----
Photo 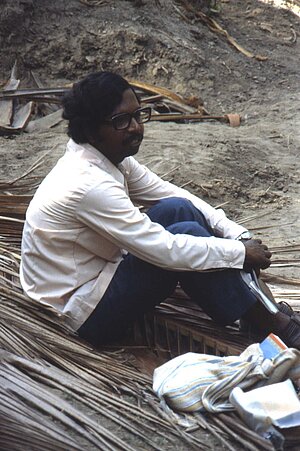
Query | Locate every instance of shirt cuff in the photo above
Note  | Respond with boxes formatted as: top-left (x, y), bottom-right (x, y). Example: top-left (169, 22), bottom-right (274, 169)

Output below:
top-left (221, 238), bottom-right (246, 269)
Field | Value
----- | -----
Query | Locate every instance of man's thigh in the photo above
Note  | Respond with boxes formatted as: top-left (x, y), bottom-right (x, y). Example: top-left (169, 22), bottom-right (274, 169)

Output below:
top-left (78, 218), bottom-right (208, 345)
top-left (78, 254), bottom-right (178, 345)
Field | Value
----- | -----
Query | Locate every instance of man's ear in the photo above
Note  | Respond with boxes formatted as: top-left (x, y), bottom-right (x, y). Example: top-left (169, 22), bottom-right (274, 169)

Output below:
top-left (86, 126), bottom-right (103, 147)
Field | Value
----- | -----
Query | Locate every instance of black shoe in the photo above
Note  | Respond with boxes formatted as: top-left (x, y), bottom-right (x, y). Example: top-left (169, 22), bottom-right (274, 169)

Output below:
top-left (276, 302), bottom-right (300, 349)
top-left (240, 301), bottom-right (300, 349)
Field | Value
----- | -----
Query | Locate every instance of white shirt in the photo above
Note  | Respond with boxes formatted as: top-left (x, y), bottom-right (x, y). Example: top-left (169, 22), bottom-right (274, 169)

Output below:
top-left (20, 139), bottom-right (247, 330)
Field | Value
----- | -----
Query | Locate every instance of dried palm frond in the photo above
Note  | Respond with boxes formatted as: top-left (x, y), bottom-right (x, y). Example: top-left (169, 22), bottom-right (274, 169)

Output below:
top-left (0, 263), bottom-right (210, 449)
top-left (266, 285), bottom-right (300, 309)
top-left (177, 0), bottom-right (267, 60)
top-left (0, 362), bottom-right (84, 451)
top-left (1, 350), bottom-right (213, 451)
top-left (0, 290), bottom-right (150, 393)
top-left (0, 61), bottom-right (19, 129)
top-left (0, 145), bottom-right (58, 192)
top-left (0, 87), bottom-right (67, 102)
top-left (270, 244), bottom-right (300, 253)
top-left (1, 175), bottom-right (300, 449)
top-left (0, 196), bottom-right (32, 218)
top-left (208, 413), bottom-right (274, 451)
top-left (2, 75), bottom-right (251, 132)
top-left (1, 350), bottom-right (189, 451)
top-left (235, 210), bottom-right (275, 225)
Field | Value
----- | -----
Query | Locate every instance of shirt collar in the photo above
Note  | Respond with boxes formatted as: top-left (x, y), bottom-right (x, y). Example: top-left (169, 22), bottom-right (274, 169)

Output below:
top-left (66, 139), bottom-right (126, 179)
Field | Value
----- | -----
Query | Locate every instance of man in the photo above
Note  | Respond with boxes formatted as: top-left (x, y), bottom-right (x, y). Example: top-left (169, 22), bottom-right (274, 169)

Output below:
top-left (20, 71), bottom-right (300, 348)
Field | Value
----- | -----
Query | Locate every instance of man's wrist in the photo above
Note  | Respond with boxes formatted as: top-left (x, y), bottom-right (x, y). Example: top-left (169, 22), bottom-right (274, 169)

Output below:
top-left (237, 231), bottom-right (253, 241)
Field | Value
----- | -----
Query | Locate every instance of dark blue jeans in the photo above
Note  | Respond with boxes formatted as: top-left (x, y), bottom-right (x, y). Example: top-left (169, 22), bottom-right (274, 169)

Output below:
top-left (78, 197), bottom-right (256, 345)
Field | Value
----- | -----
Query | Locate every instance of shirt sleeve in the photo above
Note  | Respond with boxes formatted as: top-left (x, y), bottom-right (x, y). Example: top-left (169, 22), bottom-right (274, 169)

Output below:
top-left (75, 174), bottom-right (245, 272)
top-left (123, 157), bottom-right (248, 240)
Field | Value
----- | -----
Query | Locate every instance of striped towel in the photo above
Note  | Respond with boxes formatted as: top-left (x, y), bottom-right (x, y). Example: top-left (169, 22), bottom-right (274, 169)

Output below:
top-left (153, 344), bottom-right (300, 414)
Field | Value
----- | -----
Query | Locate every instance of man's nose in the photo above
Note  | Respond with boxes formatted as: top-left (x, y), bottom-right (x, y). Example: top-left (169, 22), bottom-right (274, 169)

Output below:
top-left (128, 116), bottom-right (142, 133)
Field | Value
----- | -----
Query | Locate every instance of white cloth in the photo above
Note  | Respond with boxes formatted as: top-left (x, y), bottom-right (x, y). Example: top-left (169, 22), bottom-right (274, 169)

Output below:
top-left (20, 139), bottom-right (247, 329)
top-left (153, 345), bottom-right (300, 414)
top-left (230, 380), bottom-right (300, 433)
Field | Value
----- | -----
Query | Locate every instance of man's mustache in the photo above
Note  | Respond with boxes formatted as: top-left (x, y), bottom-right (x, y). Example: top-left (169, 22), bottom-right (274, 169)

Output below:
top-left (123, 134), bottom-right (143, 145)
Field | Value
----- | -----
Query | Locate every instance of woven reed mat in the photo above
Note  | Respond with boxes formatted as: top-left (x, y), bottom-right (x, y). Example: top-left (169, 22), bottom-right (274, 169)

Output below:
top-left (133, 287), bottom-right (254, 363)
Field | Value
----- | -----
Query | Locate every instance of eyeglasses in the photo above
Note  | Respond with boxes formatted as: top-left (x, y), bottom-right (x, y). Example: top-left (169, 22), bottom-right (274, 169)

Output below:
top-left (104, 107), bottom-right (152, 130)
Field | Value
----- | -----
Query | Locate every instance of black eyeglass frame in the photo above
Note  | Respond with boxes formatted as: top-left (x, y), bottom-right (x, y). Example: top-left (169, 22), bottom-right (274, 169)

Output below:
top-left (103, 107), bottom-right (152, 130)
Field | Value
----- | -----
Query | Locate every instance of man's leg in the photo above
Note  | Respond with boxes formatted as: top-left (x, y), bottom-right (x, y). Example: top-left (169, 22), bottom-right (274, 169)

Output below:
top-left (78, 197), bottom-right (253, 345)
top-left (78, 255), bottom-right (179, 345)
top-left (78, 219), bottom-right (255, 345)
top-left (146, 198), bottom-right (257, 325)
top-left (146, 198), bottom-right (300, 346)
top-left (78, 197), bottom-right (300, 347)
top-left (164, 221), bottom-right (257, 325)
top-left (146, 196), bottom-right (214, 232)
top-left (78, 198), bottom-right (211, 345)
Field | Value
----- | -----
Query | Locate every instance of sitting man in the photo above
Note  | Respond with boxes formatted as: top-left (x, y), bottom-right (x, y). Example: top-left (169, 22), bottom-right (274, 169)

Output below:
top-left (20, 71), bottom-right (300, 348)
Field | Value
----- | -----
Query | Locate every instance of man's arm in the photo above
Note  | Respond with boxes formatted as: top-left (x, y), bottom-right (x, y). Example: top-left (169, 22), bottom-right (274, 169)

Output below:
top-left (124, 157), bottom-right (248, 240)
top-left (75, 175), bottom-right (246, 272)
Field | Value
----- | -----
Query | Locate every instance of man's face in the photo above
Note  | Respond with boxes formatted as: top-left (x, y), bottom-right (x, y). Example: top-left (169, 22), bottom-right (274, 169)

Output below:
top-left (91, 88), bottom-right (145, 165)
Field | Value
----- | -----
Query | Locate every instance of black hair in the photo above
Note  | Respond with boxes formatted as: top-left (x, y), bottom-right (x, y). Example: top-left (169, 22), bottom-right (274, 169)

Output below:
top-left (62, 71), bottom-right (133, 143)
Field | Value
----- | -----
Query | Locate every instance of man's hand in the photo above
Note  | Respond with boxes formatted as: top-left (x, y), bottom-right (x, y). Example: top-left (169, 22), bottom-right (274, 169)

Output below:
top-left (243, 239), bottom-right (272, 272)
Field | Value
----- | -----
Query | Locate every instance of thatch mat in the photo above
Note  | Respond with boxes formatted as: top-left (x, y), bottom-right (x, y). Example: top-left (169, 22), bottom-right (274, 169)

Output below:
top-left (0, 189), bottom-right (299, 450)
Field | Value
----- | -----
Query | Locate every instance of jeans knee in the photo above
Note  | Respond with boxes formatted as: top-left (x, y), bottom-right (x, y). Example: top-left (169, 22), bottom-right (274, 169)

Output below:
top-left (147, 197), bottom-right (196, 227)
top-left (148, 197), bottom-right (194, 219)
top-left (167, 221), bottom-right (211, 237)
top-left (156, 197), bottom-right (193, 212)
top-left (147, 197), bottom-right (213, 233)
